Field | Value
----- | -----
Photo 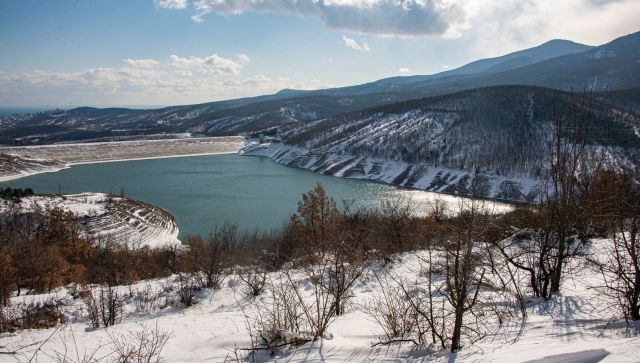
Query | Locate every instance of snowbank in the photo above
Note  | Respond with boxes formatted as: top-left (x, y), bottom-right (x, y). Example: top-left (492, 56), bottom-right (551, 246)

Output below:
top-left (1, 243), bottom-right (639, 362)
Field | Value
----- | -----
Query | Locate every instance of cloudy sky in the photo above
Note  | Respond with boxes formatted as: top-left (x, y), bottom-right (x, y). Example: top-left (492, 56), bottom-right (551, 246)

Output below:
top-left (0, 0), bottom-right (638, 107)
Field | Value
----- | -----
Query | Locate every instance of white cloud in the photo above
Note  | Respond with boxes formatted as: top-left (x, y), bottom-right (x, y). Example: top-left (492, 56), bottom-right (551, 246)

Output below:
top-left (399, 67), bottom-right (410, 73)
top-left (237, 54), bottom-right (250, 64)
top-left (123, 58), bottom-right (160, 68)
top-left (189, 0), bottom-right (465, 36)
top-left (0, 56), bottom-right (334, 106)
top-left (460, 0), bottom-right (640, 56)
top-left (156, 0), bottom-right (188, 9)
top-left (175, 70), bottom-right (193, 77)
top-left (342, 35), bottom-right (371, 52)
top-left (168, 53), bottom-right (249, 75)
top-left (168, 0), bottom-right (639, 44)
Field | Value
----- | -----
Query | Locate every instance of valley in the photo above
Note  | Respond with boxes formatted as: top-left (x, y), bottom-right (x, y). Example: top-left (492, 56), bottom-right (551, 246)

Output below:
top-left (1, 18), bottom-right (639, 363)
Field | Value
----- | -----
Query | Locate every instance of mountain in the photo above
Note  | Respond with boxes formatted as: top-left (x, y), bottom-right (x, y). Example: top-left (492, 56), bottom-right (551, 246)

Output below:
top-left (443, 39), bottom-right (592, 75)
top-left (306, 38), bottom-right (592, 97)
top-left (450, 31), bottom-right (640, 91)
top-left (243, 85), bottom-right (640, 201)
top-left (0, 32), bottom-right (638, 145)
top-left (314, 31), bottom-right (639, 100)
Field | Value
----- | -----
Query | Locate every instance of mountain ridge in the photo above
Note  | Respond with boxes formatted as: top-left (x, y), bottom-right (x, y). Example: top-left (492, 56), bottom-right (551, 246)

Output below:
top-left (1, 31), bottom-right (638, 149)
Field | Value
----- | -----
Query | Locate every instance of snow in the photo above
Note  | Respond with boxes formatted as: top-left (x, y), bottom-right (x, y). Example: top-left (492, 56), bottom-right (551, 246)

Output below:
top-left (241, 142), bottom-right (535, 203)
top-left (521, 349), bottom-right (609, 363)
top-left (0, 193), bottom-right (181, 249)
top-left (1, 240), bottom-right (639, 362)
top-left (0, 136), bottom-right (244, 182)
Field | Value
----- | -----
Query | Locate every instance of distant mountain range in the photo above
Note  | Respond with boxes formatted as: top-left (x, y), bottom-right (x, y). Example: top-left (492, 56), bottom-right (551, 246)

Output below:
top-left (1, 31), bottom-right (638, 144)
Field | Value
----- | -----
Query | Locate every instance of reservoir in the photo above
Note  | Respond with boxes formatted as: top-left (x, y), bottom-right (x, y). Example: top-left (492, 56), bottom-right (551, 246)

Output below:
top-left (1, 153), bottom-right (509, 239)
top-left (1, 154), bottom-right (402, 239)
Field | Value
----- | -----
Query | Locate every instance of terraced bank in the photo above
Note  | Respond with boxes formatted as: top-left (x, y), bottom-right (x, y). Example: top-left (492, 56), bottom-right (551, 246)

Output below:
top-left (0, 193), bottom-right (180, 248)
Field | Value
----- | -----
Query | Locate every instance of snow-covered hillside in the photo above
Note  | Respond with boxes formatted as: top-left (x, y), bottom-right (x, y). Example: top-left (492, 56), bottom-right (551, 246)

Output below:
top-left (0, 153), bottom-right (66, 182)
top-left (242, 142), bottom-right (540, 202)
top-left (1, 239), bottom-right (638, 362)
top-left (0, 193), bottom-right (180, 248)
top-left (244, 86), bottom-right (640, 202)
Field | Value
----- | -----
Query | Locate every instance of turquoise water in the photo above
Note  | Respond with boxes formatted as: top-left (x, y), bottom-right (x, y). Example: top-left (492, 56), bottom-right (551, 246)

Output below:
top-left (1, 154), bottom-right (404, 239)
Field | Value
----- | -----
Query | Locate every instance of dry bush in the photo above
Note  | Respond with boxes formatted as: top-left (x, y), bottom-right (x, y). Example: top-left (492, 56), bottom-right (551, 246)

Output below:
top-left (362, 279), bottom-right (415, 343)
top-left (241, 265), bottom-right (340, 359)
top-left (247, 280), bottom-right (308, 357)
top-left (393, 254), bottom-right (451, 350)
top-left (51, 327), bottom-right (106, 363)
top-left (134, 284), bottom-right (158, 313)
top-left (83, 285), bottom-right (123, 328)
top-left (284, 269), bottom-right (336, 341)
top-left (108, 323), bottom-right (171, 363)
top-left (184, 225), bottom-right (234, 289)
top-left (0, 298), bottom-right (68, 333)
top-left (177, 273), bottom-right (199, 307)
top-left (19, 299), bottom-right (68, 330)
top-left (236, 265), bottom-right (268, 297)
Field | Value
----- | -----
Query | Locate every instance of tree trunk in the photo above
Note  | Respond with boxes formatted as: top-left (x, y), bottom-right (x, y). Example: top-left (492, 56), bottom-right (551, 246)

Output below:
top-left (450, 305), bottom-right (465, 352)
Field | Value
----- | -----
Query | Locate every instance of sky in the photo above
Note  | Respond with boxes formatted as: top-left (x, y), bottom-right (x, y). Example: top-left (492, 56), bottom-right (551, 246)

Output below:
top-left (0, 0), bottom-right (638, 108)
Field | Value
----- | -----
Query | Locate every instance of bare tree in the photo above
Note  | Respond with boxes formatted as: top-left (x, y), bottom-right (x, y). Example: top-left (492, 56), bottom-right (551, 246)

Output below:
top-left (492, 92), bottom-right (592, 300)
top-left (442, 200), bottom-right (488, 351)
top-left (588, 171), bottom-right (640, 322)
top-left (83, 284), bottom-right (122, 328)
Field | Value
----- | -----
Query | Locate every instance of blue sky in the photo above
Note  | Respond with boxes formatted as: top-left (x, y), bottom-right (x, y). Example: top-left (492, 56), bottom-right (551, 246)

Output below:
top-left (0, 0), bottom-right (638, 107)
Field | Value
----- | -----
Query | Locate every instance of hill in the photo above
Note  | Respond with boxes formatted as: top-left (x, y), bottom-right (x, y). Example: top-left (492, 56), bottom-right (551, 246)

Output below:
top-left (243, 86), bottom-right (640, 201)
top-left (4, 33), bottom-right (640, 144)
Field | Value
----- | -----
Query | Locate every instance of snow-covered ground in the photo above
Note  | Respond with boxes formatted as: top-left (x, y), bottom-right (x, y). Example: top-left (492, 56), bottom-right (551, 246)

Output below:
top-left (1, 240), bottom-right (638, 362)
top-left (241, 142), bottom-right (540, 203)
top-left (0, 136), bottom-right (244, 182)
top-left (0, 153), bottom-right (67, 182)
top-left (0, 193), bottom-right (181, 249)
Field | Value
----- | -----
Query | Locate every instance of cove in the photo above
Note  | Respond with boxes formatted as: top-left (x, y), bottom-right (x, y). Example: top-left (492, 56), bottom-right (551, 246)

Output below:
top-left (1, 154), bottom-right (415, 239)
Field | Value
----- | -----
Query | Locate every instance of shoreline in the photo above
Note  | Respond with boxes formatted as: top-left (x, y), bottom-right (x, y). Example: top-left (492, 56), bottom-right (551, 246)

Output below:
top-left (3, 139), bottom-right (520, 208)
top-left (0, 136), bottom-right (245, 182)
top-left (244, 153), bottom-right (519, 209)
top-left (0, 136), bottom-right (241, 149)
top-left (0, 150), bottom-right (240, 183)
top-left (241, 143), bottom-right (526, 207)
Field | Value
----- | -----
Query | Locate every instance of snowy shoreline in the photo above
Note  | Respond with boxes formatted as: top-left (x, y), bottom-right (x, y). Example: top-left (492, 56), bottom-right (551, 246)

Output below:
top-left (240, 141), bottom-right (537, 203)
top-left (0, 136), bottom-right (244, 182)
top-left (0, 151), bottom-right (240, 182)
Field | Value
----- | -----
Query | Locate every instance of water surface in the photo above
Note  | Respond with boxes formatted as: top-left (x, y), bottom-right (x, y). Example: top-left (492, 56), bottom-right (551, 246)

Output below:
top-left (1, 154), bottom-right (405, 238)
top-left (2, 154), bottom-right (511, 239)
